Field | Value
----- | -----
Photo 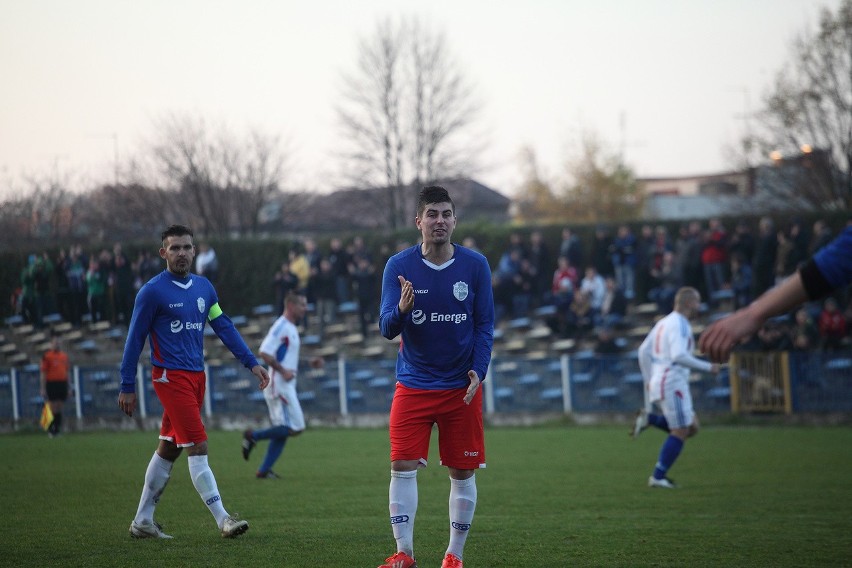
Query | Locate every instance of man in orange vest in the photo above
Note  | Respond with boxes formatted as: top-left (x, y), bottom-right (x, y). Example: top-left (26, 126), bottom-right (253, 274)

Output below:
top-left (40, 335), bottom-right (71, 437)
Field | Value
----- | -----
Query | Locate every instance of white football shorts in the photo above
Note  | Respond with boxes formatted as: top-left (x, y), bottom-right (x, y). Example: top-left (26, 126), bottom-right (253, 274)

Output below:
top-left (263, 373), bottom-right (305, 431)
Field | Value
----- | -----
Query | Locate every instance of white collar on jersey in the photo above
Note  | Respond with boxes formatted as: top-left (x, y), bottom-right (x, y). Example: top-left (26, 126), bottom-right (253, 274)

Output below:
top-left (421, 257), bottom-right (456, 270)
top-left (170, 278), bottom-right (194, 290)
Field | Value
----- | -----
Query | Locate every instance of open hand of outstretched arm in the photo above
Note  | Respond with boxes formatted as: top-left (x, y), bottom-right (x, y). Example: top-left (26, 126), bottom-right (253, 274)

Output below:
top-left (463, 370), bottom-right (481, 405)
top-left (398, 274), bottom-right (414, 314)
top-left (699, 272), bottom-right (809, 362)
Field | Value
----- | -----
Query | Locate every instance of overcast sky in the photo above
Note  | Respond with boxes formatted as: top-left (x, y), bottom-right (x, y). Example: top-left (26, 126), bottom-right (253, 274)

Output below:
top-left (0, 0), bottom-right (841, 198)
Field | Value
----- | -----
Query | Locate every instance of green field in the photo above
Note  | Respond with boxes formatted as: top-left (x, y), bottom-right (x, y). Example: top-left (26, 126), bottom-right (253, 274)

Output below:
top-left (4, 425), bottom-right (852, 567)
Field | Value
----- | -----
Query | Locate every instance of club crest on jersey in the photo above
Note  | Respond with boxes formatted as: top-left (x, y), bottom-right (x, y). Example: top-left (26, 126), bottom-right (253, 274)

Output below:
top-left (453, 281), bottom-right (468, 301)
top-left (197, 297), bottom-right (205, 313)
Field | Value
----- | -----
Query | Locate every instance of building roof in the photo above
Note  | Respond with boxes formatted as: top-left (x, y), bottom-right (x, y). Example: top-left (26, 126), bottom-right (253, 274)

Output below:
top-left (265, 178), bottom-right (511, 233)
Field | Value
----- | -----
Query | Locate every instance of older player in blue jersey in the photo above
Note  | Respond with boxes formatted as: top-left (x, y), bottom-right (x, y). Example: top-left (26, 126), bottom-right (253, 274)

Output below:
top-left (700, 224), bottom-right (852, 362)
top-left (634, 287), bottom-right (721, 488)
top-left (118, 224), bottom-right (269, 539)
top-left (376, 186), bottom-right (495, 568)
top-left (241, 291), bottom-right (310, 478)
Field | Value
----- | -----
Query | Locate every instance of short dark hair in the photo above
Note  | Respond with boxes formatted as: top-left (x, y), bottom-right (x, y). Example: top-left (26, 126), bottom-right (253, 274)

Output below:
top-left (161, 224), bottom-right (194, 244)
top-left (417, 186), bottom-right (454, 217)
top-left (285, 291), bottom-right (307, 306)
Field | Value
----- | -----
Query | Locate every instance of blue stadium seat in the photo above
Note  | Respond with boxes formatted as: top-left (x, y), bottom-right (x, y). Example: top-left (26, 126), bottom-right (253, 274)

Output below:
top-left (533, 305), bottom-right (557, 317)
top-left (302, 334), bottom-right (321, 346)
top-left (351, 369), bottom-right (374, 382)
top-left (572, 372), bottom-right (594, 384)
top-left (252, 304), bottom-right (275, 316)
top-left (594, 387), bottom-right (619, 400)
top-left (494, 386), bottom-right (514, 400)
top-left (539, 387), bottom-right (563, 400)
top-left (825, 357), bottom-right (852, 371)
top-left (298, 390), bottom-right (316, 402)
top-left (4, 315), bottom-right (23, 326)
top-left (623, 373), bottom-right (644, 385)
top-left (338, 301), bottom-right (358, 314)
top-left (368, 377), bottom-right (391, 388)
top-left (518, 373), bottom-right (540, 386)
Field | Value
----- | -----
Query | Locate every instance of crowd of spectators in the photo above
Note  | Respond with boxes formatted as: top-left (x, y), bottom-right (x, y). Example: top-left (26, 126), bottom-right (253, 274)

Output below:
top-left (489, 217), bottom-right (852, 354)
top-left (12, 243), bottom-right (158, 329)
top-left (9, 217), bottom-right (852, 357)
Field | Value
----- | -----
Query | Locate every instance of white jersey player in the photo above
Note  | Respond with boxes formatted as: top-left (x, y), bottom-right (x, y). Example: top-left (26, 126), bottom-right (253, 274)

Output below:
top-left (241, 292), bottom-right (309, 478)
top-left (633, 287), bottom-right (720, 488)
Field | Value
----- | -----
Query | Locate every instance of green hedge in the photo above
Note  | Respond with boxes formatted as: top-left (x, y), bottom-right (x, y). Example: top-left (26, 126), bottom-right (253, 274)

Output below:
top-left (1, 212), bottom-right (848, 321)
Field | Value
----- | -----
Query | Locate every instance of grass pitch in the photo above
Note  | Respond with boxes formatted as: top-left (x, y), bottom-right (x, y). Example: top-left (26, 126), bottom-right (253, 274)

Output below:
top-left (4, 424), bottom-right (851, 567)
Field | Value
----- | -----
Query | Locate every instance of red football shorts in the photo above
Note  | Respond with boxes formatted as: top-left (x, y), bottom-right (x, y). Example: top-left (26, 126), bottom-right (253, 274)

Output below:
top-left (151, 367), bottom-right (208, 447)
top-left (389, 382), bottom-right (486, 470)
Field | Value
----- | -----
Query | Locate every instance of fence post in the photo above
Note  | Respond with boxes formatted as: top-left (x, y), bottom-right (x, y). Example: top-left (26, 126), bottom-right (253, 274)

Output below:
top-left (203, 364), bottom-right (212, 418)
top-left (484, 366), bottom-right (495, 415)
top-left (729, 353), bottom-right (741, 413)
top-left (73, 366), bottom-right (82, 419)
top-left (781, 351), bottom-right (792, 415)
top-left (561, 354), bottom-right (572, 414)
top-left (136, 363), bottom-right (147, 419)
top-left (11, 368), bottom-right (19, 422)
top-left (338, 355), bottom-right (348, 416)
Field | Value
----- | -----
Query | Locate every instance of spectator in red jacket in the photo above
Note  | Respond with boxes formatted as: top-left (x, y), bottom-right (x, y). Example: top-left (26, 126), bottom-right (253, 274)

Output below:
top-left (701, 218), bottom-right (728, 306)
top-left (818, 297), bottom-right (847, 351)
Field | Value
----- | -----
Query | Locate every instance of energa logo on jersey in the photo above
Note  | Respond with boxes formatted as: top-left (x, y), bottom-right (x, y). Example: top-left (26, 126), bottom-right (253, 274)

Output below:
top-left (197, 297), bottom-right (205, 313)
top-left (453, 281), bottom-right (468, 301)
top-left (171, 319), bottom-right (204, 333)
top-left (411, 309), bottom-right (467, 325)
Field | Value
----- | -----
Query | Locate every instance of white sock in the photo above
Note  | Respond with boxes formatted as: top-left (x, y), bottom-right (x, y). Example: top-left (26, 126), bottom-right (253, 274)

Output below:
top-left (134, 453), bottom-right (174, 524)
top-left (389, 470), bottom-right (418, 557)
top-left (188, 454), bottom-right (229, 528)
top-left (446, 475), bottom-right (477, 560)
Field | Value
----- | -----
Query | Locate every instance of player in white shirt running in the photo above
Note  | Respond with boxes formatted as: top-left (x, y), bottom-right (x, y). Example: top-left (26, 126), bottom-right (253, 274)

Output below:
top-left (633, 287), bottom-right (720, 488)
top-left (241, 292), bottom-right (309, 478)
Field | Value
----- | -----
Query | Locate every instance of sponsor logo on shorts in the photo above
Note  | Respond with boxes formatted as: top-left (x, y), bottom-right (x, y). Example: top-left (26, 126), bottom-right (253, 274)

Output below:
top-left (206, 495), bottom-right (221, 506)
top-left (390, 515), bottom-right (410, 525)
top-left (464, 451), bottom-right (479, 457)
top-left (452, 522), bottom-right (471, 531)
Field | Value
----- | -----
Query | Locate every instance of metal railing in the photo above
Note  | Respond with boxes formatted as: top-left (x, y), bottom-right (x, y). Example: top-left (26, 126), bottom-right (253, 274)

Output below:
top-left (2, 350), bottom-right (850, 425)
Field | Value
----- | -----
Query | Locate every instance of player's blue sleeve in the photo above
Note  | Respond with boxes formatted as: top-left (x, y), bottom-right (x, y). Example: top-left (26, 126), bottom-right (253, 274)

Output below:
top-left (119, 287), bottom-right (156, 393)
top-left (802, 225), bottom-right (852, 299)
top-left (208, 304), bottom-right (260, 369)
top-left (471, 255), bottom-right (495, 381)
top-left (379, 257), bottom-right (409, 340)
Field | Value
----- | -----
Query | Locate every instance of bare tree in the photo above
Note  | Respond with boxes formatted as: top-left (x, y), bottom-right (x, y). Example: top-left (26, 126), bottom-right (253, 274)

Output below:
top-left (78, 183), bottom-right (178, 242)
top-left (743, 0), bottom-right (852, 210)
top-left (139, 113), bottom-right (289, 235)
top-left (0, 168), bottom-right (78, 247)
top-left (336, 17), bottom-right (482, 229)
